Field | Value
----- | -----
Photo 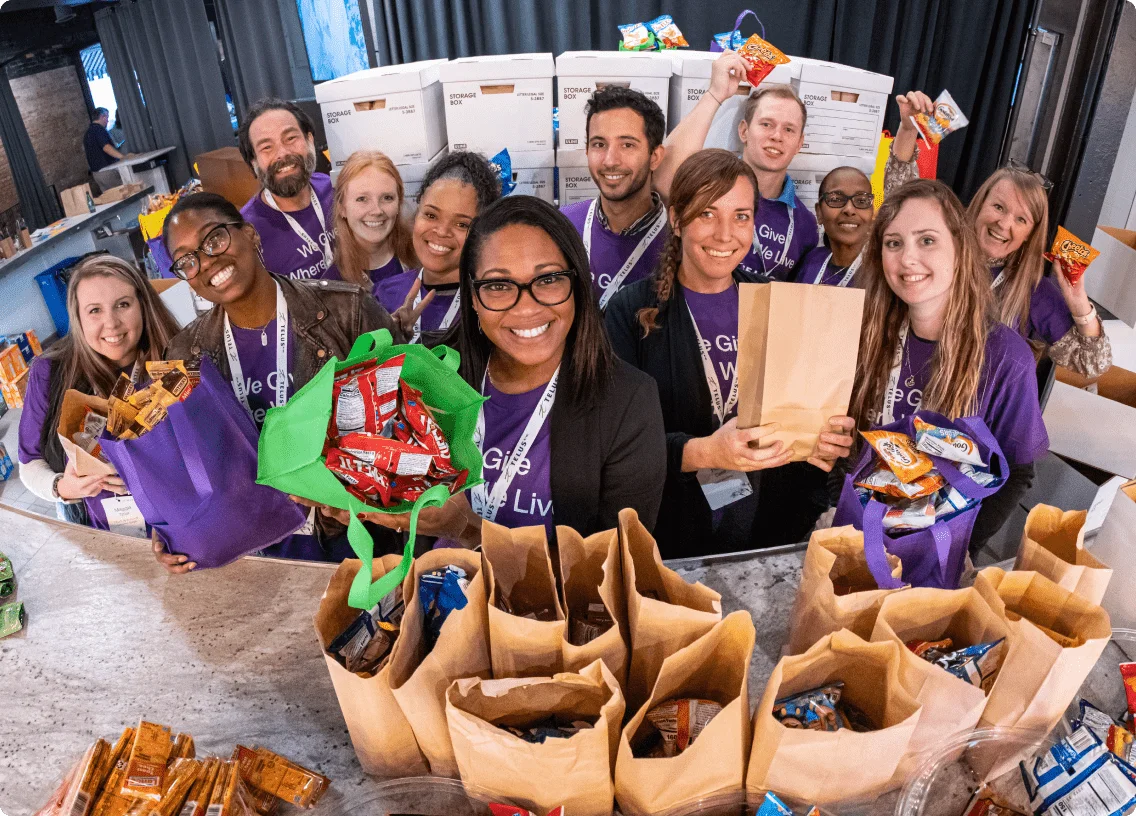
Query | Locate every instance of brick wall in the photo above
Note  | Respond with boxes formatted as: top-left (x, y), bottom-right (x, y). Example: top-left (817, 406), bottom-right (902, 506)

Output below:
top-left (11, 65), bottom-right (91, 201)
top-left (0, 140), bottom-right (16, 214)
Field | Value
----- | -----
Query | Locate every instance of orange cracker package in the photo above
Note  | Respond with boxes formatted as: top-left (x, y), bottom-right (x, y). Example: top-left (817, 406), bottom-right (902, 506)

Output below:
top-left (243, 748), bottom-right (329, 808)
top-left (120, 720), bottom-right (173, 801)
top-left (736, 33), bottom-right (790, 87)
top-left (860, 429), bottom-right (933, 483)
top-left (1044, 225), bottom-right (1100, 286)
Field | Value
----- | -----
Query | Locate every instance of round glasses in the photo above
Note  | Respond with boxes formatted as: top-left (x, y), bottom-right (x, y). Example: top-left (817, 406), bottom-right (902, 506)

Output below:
top-left (472, 270), bottom-right (575, 311)
top-left (170, 223), bottom-right (241, 280)
top-left (820, 191), bottom-right (875, 210)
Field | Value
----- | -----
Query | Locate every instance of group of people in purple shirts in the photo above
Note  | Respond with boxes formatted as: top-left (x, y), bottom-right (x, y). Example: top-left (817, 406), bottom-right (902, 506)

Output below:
top-left (17, 50), bottom-right (1112, 572)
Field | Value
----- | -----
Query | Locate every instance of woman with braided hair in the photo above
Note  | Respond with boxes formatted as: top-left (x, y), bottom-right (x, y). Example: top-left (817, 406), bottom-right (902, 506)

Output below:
top-left (606, 149), bottom-right (855, 558)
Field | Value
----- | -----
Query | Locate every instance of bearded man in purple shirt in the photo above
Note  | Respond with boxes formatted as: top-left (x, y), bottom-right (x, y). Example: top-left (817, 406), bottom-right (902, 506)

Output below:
top-left (237, 98), bottom-right (340, 282)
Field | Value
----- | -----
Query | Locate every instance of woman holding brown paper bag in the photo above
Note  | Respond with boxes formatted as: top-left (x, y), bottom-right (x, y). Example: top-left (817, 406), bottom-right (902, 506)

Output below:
top-left (848, 179), bottom-right (1049, 550)
top-left (607, 150), bottom-right (855, 558)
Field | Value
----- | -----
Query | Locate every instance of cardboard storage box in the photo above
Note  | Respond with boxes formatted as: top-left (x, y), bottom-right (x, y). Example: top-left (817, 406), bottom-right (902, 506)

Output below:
top-left (94, 183), bottom-right (145, 206)
top-left (787, 153), bottom-right (877, 208)
top-left (1043, 366), bottom-right (1136, 477)
top-left (555, 51), bottom-right (672, 149)
top-left (440, 53), bottom-right (554, 155)
top-left (1084, 227), bottom-right (1136, 328)
top-left (316, 60), bottom-right (448, 168)
top-left (556, 149), bottom-right (599, 207)
top-left (508, 149), bottom-right (556, 203)
top-left (195, 147), bottom-right (261, 209)
top-left (797, 62), bottom-right (893, 159)
top-left (397, 147), bottom-right (449, 207)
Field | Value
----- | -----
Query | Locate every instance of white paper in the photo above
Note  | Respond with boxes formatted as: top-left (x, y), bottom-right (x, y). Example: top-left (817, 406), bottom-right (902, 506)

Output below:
top-left (1086, 482), bottom-right (1136, 630)
top-left (697, 468), bottom-right (753, 510)
top-left (101, 495), bottom-right (147, 538)
top-left (1084, 476), bottom-right (1127, 536)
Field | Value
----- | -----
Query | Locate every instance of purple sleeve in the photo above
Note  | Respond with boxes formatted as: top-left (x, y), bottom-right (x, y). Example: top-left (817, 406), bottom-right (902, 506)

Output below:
top-left (376, 271), bottom-right (414, 315)
top-left (797, 199), bottom-right (820, 257)
top-left (981, 327), bottom-right (1050, 467)
top-left (1029, 276), bottom-right (1075, 345)
top-left (17, 357), bottom-right (54, 464)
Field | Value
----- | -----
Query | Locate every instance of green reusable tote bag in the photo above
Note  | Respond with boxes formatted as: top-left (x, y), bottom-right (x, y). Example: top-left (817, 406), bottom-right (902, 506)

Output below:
top-left (257, 329), bottom-right (486, 610)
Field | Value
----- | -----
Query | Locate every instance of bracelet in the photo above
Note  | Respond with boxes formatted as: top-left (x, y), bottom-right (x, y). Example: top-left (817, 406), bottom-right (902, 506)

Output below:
top-left (1073, 304), bottom-right (1098, 326)
top-left (706, 89), bottom-right (724, 107)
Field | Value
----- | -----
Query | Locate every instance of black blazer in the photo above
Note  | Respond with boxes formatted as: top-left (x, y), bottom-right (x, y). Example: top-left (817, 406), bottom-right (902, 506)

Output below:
top-left (605, 270), bottom-right (825, 558)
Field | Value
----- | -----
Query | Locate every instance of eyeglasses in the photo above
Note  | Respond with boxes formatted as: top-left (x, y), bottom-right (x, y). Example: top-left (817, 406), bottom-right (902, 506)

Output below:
top-left (819, 191), bottom-right (875, 210)
top-left (472, 271), bottom-right (575, 311)
top-left (1005, 158), bottom-right (1053, 192)
top-left (170, 223), bottom-right (241, 280)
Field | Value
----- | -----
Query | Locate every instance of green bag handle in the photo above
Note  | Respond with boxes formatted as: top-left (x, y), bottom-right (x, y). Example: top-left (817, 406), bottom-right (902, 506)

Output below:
top-left (349, 328), bottom-right (461, 373)
top-left (346, 483), bottom-right (453, 610)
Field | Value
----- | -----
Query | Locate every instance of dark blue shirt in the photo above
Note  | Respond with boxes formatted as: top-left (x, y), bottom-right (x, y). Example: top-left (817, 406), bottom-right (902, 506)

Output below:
top-left (84, 123), bottom-right (115, 172)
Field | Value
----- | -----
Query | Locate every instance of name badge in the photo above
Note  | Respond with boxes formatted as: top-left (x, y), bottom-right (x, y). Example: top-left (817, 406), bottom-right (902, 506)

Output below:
top-left (696, 468), bottom-right (754, 511)
top-left (295, 506), bottom-right (316, 537)
top-left (102, 495), bottom-right (147, 538)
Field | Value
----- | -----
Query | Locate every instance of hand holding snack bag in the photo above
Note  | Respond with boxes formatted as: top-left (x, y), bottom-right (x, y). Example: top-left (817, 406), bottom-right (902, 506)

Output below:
top-left (737, 33), bottom-right (790, 87)
top-left (912, 89), bottom-right (969, 146)
top-left (1044, 225), bottom-right (1100, 287)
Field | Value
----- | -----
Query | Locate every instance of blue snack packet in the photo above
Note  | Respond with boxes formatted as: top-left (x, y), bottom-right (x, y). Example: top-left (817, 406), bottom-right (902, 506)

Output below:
top-left (933, 638), bottom-right (1006, 691)
top-left (773, 683), bottom-right (847, 731)
top-left (0, 443), bottom-right (13, 481)
top-left (756, 792), bottom-right (794, 816)
top-left (420, 565), bottom-right (470, 649)
top-left (712, 30), bottom-right (746, 51)
top-left (1020, 725), bottom-right (1136, 816)
top-left (489, 148), bottom-right (517, 196)
top-left (1076, 699), bottom-right (1126, 741)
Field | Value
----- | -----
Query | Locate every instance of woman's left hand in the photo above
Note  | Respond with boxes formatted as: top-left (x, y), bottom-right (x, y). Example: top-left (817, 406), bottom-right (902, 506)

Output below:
top-left (808, 416), bottom-right (856, 472)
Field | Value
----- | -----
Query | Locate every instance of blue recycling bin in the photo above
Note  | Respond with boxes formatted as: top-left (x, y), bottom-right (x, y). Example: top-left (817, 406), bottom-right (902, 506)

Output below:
top-left (35, 256), bottom-right (80, 337)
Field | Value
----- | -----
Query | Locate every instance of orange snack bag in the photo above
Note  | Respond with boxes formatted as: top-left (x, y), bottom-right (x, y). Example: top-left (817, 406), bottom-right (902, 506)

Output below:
top-left (736, 33), bottom-right (790, 87)
top-left (1044, 226), bottom-right (1100, 286)
top-left (120, 720), bottom-right (173, 802)
top-left (860, 430), bottom-right (934, 483)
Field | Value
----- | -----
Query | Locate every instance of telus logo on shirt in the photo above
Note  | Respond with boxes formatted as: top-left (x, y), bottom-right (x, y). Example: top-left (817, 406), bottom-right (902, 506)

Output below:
top-left (245, 371), bottom-right (295, 424)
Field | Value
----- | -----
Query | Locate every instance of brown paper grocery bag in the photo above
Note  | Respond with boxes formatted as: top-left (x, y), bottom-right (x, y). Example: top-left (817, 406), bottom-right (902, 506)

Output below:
top-left (736, 282), bottom-right (865, 460)
top-left (314, 557), bottom-right (429, 777)
top-left (447, 659), bottom-right (624, 816)
top-left (615, 612), bottom-right (755, 816)
top-left (747, 630), bottom-right (922, 804)
top-left (871, 587), bottom-right (1009, 781)
top-left (57, 390), bottom-right (118, 478)
top-left (1013, 504), bottom-right (1112, 605)
top-left (559, 526), bottom-right (629, 686)
top-left (787, 526), bottom-right (905, 655)
top-left (976, 567), bottom-right (1111, 735)
top-left (388, 548), bottom-right (491, 778)
top-left (620, 508), bottom-right (722, 714)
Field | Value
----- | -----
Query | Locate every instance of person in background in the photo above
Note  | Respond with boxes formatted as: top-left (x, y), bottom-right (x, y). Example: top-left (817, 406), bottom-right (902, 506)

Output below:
top-left (848, 179), bottom-right (1049, 551)
top-left (376, 151), bottom-right (501, 344)
top-left (656, 52), bottom-right (819, 281)
top-left (885, 90), bottom-right (1110, 378)
top-left (84, 107), bottom-right (125, 175)
top-left (332, 150), bottom-right (418, 298)
top-left (796, 166), bottom-right (875, 287)
top-left (237, 98), bottom-right (339, 282)
top-left (156, 192), bottom-right (401, 571)
top-left (560, 86), bottom-right (668, 309)
top-left (18, 254), bottom-right (180, 531)
top-left (606, 149), bottom-right (853, 559)
top-left (329, 195), bottom-right (667, 546)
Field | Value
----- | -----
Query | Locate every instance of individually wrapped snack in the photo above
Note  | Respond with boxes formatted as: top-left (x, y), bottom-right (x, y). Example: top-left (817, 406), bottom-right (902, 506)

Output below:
top-left (912, 89), bottom-right (969, 146)
top-left (860, 429), bottom-right (933, 483)
top-left (618, 21), bottom-right (656, 51)
top-left (489, 149), bottom-right (516, 197)
top-left (1020, 725), bottom-right (1136, 816)
top-left (912, 417), bottom-right (986, 466)
top-left (171, 733), bottom-right (195, 762)
top-left (906, 638), bottom-right (954, 659)
top-left (148, 758), bottom-right (202, 816)
top-left (644, 698), bottom-right (722, 757)
top-left (207, 762), bottom-right (235, 815)
top-left (121, 720), bottom-right (173, 801)
top-left (1121, 663), bottom-right (1136, 725)
top-left (0, 550), bottom-right (12, 598)
top-left (855, 464), bottom-right (944, 499)
top-left (1044, 225), bottom-right (1100, 287)
top-left (647, 14), bottom-right (688, 48)
top-left (712, 30), bottom-right (745, 51)
top-left (935, 485), bottom-right (974, 518)
top-left (242, 748), bottom-right (330, 808)
top-left (931, 639), bottom-right (1006, 691)
top-left (500, 718), bottom-right (590, 744)
top-left (327, 608), bottom-right (376, 667)
top-left (1075, 699), bottom-right (1125, 742)
top-left (1, 600), bottom-right (25, 638)
top-left (58, 739), bottom-right (110, 816)
top-left (324, 448), bottom-right (394, 507)
top-left (180, 756), bottom-right (221, 816)
top-left (420, 565), bottom-right (470, 649)
top-left (568, 602), bottom-right (614, 646)
top-left (231, 747), bottom-right (280, 816)
top-left (756, 792), bottom-right (794, 816)
top-left (882, 495), bottom-right (936, 531)
top-left (736, 33), bottom-right (790, 87)
top-left (773, 683), bottom-right (847, 732)
top-left (963, 790), bottom-right (1028, 816)
top-left (959, 462), bottom-right (998, 487)
top-left (338, 434), bottom-right (435, 477)
top-left (399, 382), bottom-right (452, 460)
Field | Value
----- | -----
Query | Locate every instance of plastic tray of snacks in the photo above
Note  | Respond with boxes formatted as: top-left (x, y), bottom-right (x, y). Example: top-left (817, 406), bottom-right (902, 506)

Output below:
top-left (656, 791), bottom-right (844, 816)
top-left (344, 777), bottom-right (494, 816)
top-left (1063, 626), bottom-right (1136, 733)
top-left (894, 727), bottom-right (1055, 816)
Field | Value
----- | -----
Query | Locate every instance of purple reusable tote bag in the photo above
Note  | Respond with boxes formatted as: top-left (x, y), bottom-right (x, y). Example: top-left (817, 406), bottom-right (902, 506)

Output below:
top-left (101, 357), bottom-right (306, 568)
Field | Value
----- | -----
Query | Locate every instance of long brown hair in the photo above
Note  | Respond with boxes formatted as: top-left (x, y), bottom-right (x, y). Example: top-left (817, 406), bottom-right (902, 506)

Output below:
top-left (966, 167), bottom-right (1049, 340)
top-left (49, 254), bottom-right (181, 399)
top-left (637, 148), bottom-right (758, 335)
top-left (849, 179), bottom-right (994, 428)
top-left (332, 151), bottom-right (417, 287)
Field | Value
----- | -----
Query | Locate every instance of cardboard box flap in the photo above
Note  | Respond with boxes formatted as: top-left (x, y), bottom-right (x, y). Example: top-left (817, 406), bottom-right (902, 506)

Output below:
top-left (315, 60), bottom-right (446, 104)
top-left (799, 62), bottom-right (894, 94)
top-left (439, 52), bottom-right (554, 83)
top-left (1044, 367), bottom-right (1136, 477)
top-left (57, 390), bottom-right (117, 477)
top-left (555, 50), bottom-right (673, 78)
top-left (1100, 227), bottom-right (1136, 250)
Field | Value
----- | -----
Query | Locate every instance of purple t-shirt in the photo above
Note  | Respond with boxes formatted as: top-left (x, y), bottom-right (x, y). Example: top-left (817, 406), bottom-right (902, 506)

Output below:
top-left (368, 255), bottom-right (406, 300)
top-left (241, 173), bottom-right (341, 282)
top-left (796, 246), bottom-right (859, 287)
top-left (682, 285), bottom-right (740, 423)
top-left (377, 270), bottom-right (460, 337)
top-left (227, 320), bottom-right (297, 429)
top-left (478, 378), bottom-right (554, 533)
top-left (18, 357), bottom-right (113, 530)
top-left (991, 266), bottom-right (1075, 346)
top-left (879, 323), bottom-right (1049, 467)
top-left (561, 199), bottom-right (667, 303)
top-left (737, 180), bottom-right (819, 282)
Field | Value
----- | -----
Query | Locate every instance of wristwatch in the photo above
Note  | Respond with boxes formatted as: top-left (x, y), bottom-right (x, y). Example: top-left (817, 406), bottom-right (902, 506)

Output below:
top-left (1073, 304), bottom-right (1098, 327)
top-left (51, 473), bottom-right (64, 499)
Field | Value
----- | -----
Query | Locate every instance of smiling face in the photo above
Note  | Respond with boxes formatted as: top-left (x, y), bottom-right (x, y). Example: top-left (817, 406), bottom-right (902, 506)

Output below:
top-left (248, 108), bottom-right (317, 198)
top-left (166, 208), bottom-right (262, 306)
top-left (973, 178), bottom-right (1036, 261)
top-left (342, 166), bottom-right (401, 250)
top-left (739, 95), bottom-right (805, 175)
top-left (586, 107), bottom-right (661, 203)
top-left (76, 275), bottom-right (144, 368)
top-left (473, 223), bottom-right (575, 374)
top-left (816, 168), bottom-right (874, 252)
top-left (412, 178), bottom-right (478, 277)
top-left (881, 197), bottom-right (957, 314)
top-left (676, 176), bottom-right (755, 287)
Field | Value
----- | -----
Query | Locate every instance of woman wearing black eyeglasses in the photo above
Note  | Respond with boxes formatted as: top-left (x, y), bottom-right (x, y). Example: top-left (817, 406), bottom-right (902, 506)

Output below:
top-left (796, 167), bottom-right (875, 287)
top-left (353, 194), bottom-right (667, 547)
top-left (155, 192), bottom-right (404, 570)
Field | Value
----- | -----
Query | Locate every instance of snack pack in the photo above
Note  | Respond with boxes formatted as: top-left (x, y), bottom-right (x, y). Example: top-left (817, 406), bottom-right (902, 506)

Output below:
top-left (1020, 726), bottom-right (1136, 816)
top-left (908, 638), bottom-right (1006, 691)
top-left (1044, 225), bottom-right (1100, 287)
top-left (643, 698), bottom-right (722, 757)
top-left (489, 148), bottom-right (517, 196)
top-left (121, 720), bottom-right (174, 801)
top-left (772, 684), bottom-right (846, 732)
top-left (647, 14), bottom-right (688, 48)
top-left (420, 565), bottom-right (470, 650)
top-left (912, 89), bottom-right (969, 146)
top-left (325, 580), bottom-right (404, 676)
top-left (882, 495), bottom-right (936, 531)
top-left (860, 430), bottom-right (933, 483)
top-left (0, 550), bottom-right (12, 598)
top-left (499, 718), bottom-right (591, 744)
top-left (568, 602), bottom-right (614, 646)
top-left (736, 33), bottom-right (790, 87)
top-left (618, 21), bottom-right (656, 51)
top-left (104, 361), bottom-right (198, 441)
top-left (712, 30), bottom-right (746, 51)
top-left (913, 417), bottom-right (986, 467)
top-left (855, 464), bottom-right (944, 499)
top-left (756, 792), bottom-right (822, 816)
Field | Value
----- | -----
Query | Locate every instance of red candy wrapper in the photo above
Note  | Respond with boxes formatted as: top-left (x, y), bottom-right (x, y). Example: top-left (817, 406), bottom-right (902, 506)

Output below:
top-left (1121, 662), bottom-right (1136, 726)
top-left (326, 447), bottom-right (394, 507)
top-left (330, 356), bottom-right (404, 439)
top-left (339, 433), bottom-right (436, 477)
top-left (400, 381), bottom-right (453, 461)
top-left (736, 33), bottom-right (790, 87)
